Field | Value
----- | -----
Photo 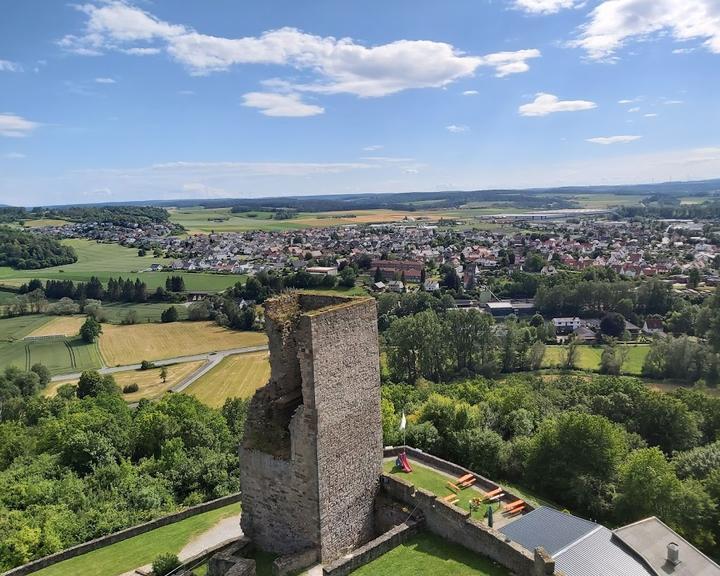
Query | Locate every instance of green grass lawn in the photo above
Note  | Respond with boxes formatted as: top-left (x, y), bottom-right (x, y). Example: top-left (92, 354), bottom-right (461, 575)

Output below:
top-left (350, 532), bottom-right (509, 576)
top-left (99, 302), bottom-right (189, 324)
top-left (382, 460), bottom-right (502, 522)
top-left (0, 239), bottom-right (240, 292)
top-left (0, 289), bottom-right (18, 304)
top-left (542, 344), bottom-right (649, 375)
top-left (33, 503), bottom-right (241, 576)
top-left (0, 315), bottom-right (51, 341)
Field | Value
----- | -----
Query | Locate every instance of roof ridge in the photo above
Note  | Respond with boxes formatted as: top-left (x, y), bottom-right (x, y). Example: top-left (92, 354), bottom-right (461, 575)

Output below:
top-left (553, 525), bottom-right (603, 558)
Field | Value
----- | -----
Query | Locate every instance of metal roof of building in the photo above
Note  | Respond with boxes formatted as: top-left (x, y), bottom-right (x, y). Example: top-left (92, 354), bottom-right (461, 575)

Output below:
top-left (500, 506), bottom-right (598, 556)
top-left (555, 526), bottom-right (654, 576)
top-left (614, 517), bottom-right (720, 576)
top-left (500, 507), bottom-right (654, 576)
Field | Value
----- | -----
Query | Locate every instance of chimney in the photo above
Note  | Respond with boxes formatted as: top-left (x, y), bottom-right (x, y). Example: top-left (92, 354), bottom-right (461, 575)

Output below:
top-left (667, 542), bottom-right (680, 566)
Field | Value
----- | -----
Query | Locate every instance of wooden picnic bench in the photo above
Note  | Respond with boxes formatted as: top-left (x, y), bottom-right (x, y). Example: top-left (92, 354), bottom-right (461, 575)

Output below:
top-left (505, 504), bottom-right (526, 516)
top-left (503, 499), bottom-right (524, 511)
top-left (441, 493), bottom-right (460, 505)
top-left (446, 481), bottom-right (460, 493)
top-left (483, 487), bottom-right (503, 500)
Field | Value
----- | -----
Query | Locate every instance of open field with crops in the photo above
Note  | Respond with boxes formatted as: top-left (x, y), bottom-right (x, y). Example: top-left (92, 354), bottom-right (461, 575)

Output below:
top-left (28, 315), bottom-right (85, 337)
top-left (170, 206), bottom-right (448, 233)
top-left (0, 239), bottom-right (240, 291)
top-left (0, 315), bottom-right (103, 374)
top-left (46, 360), bottom-right (206, 401)
top-left (169, 193), bottom-right (650, 234)
top-left (0, 314), bottom-right (51, 341)
top-left (184, 351), bottom-right (269, 407)
top-left (0, 337), bottom-right (102, 375)
top-left (99, 321), bottom-right (267, 366)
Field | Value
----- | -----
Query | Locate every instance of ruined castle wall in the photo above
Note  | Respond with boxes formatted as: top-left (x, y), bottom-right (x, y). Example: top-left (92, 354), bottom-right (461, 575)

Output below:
top-left (240, 295), bottom-right (382, 563)
top-left (303, 298), bottom-right (383, 562)
top-left (239, 408), bottom-right (320, 554)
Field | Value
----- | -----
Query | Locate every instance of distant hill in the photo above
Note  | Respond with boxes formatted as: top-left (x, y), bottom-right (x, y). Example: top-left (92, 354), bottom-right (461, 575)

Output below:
top-left (11, 177), bottom-right (720, 211)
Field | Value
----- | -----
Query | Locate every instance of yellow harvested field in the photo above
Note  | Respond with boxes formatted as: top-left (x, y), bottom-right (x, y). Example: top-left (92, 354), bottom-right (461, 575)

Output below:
top-left (184, 351), bottom-right (269, 407)
top-left (28, 316), bottom-right (85, 338)
top-left (45, 360), bottom-right (206, 401)
top-left (295, 210), bottom-right (442, 226)
top-left (99, 321), bottom-right (268, 366)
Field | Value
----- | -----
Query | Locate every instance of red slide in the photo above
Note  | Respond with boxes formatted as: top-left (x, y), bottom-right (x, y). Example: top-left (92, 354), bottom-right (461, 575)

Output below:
top-left (397, 452), bottom-right (413, 473)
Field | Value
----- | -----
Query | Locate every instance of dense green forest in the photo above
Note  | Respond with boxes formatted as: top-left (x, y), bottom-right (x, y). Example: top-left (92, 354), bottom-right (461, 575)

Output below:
top-left (0, 227), bottom-right (77, 270)
top-left (0, 206), bottom-right (172, 226)
top-left (0, 208), bottom-right (27, 224)
top-left (382, 375), bottom-right (720, 559)
top-left (0, 366), bottom-right (247, 571)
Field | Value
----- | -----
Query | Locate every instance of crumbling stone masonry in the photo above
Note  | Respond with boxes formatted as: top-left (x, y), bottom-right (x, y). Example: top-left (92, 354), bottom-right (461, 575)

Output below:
top-left (240, 294), bottom-right (383, 564)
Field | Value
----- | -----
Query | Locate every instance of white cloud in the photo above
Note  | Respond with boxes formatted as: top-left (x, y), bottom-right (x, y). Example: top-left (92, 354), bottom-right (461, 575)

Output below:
top-left (476, 49), bottom-right (541, 77)
top-left (628, 106), bottom-right (641, 112)
top-left (242, 92), bottom-right (324, 117)
top-left (462, 90), bottom-right (479, 96)
top-left (618, 97), bottom-right (642, 104)
top-left (573, 0), bottom-right (720, 60)
top-left (0, 60), bottom-right (20, 72)
top-left (0, 113), bottom-right (40, 137)
top-left (95, 77), bottom-right (116, 83)
top-left (363, 144), bottom-right (384, 151)
top-left (4, 152), bottom-right (26, 159)
top-left (121, 47), bottom-right (162, 55)
top-left (664, 99), bottom-right (684, 104)
top-left (513, 0), bottom-right (579, 15)
top-left (673, 47), bottom-right (696, 54)
top-left (60, 2), bottom-right (541, 99)
top-left (519, 93), bottom-right (597, 116)
top-left (644, 113), bottom-right (658, 117)
top-left (586, 135), bottom-right (642, 144)
top-left (446, 124), bottom-right (469, 133)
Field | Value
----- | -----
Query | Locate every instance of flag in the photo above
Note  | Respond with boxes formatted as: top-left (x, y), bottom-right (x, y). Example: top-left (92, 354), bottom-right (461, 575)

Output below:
top-left (400, 411), bottom-right (406, 431)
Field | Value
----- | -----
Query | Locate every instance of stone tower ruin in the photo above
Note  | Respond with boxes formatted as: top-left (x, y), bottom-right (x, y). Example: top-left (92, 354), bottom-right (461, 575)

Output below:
top-left (239, 293), bottom-right (383, 564)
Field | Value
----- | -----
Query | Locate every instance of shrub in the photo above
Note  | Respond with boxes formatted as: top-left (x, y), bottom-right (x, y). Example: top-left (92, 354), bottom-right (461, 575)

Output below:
top-left (152, 553), bottom-right (181, 576)
top-left (140, 360), bottom-right (155, 371)
top-left (122, 383), bottom-right (139, 394)
top-left (161, 306), bottom-right (179, 323)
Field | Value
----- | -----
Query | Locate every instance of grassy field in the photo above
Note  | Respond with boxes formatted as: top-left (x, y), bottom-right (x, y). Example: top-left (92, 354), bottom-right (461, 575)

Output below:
top-left (100, 302), bottom-right (189, 324)
top-left (0, 315), bottom-right (52, 341)
top-left (28, 316), bottom-right (85, 337)
top-left (351, 532), bottom-right (509, 576)
top-left (0, 239), bottom-right (240, 292)
top-left (47, 360), bottom-right (206, 401)
top-left (99, 321), bottom-right (267, 366)
top-left (0, 337), bottom-right (102, 375)
top-left (32, 502), bottom-right (241, 576)
top-left (0, 289), bottom-right (18, 304)
top-left (184, 351), bottom-right (270, 407)
top-left (22, 218), bottom-right (73, 228)
top-left (542, 344), bottom-right (649, 375)
top-left (170, 207), bottom-right (446, 233)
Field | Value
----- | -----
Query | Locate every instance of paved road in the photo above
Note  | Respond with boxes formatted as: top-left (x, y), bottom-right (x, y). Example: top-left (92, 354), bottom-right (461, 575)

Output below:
top-left (51, 345), bottom-right (269, 383)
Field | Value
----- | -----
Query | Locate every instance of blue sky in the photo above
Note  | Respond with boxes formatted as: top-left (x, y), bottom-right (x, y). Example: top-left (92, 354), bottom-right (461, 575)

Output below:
top-left (1, 0), bottom-right (719, 206)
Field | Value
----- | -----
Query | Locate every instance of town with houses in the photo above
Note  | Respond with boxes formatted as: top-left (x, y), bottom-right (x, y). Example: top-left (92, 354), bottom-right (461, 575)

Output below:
top-left (41, 215), bottom-right (720, 291)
